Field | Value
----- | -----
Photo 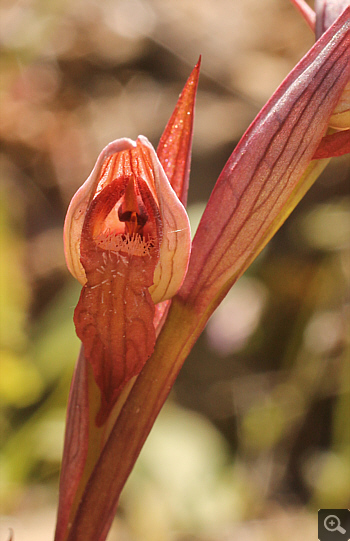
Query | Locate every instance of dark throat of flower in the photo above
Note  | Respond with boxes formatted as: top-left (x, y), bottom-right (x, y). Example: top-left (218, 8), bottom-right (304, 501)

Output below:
top-left (118, 174), bottom-right (149, 237)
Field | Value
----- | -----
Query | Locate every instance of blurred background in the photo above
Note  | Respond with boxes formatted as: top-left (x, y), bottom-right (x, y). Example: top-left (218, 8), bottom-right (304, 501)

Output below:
top-left (1, 0), bottom-right (349, 539)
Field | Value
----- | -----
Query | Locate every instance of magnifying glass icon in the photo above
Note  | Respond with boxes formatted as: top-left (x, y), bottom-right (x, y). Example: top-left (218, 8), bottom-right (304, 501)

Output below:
top-left (324, 515), bottom-right (346, 534)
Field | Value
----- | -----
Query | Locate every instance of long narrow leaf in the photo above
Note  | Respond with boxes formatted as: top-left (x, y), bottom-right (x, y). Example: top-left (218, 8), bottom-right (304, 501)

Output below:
top-left (179, 7), bottom-right (350, 315)
top-left (54, 348), bottom-right (89, 541)
top-left (157, 58), bottom-right (201, 206)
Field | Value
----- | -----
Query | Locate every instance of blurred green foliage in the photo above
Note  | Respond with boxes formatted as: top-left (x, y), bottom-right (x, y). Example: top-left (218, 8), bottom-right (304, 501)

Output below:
top-left (0, 0), bottom-right (349, 539)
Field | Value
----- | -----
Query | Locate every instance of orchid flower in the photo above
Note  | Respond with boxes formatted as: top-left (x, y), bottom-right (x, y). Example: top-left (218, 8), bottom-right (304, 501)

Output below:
top-left (55, 4), bottom-right (350, 541)
top-left (63, 135), bottom-right (191, 426)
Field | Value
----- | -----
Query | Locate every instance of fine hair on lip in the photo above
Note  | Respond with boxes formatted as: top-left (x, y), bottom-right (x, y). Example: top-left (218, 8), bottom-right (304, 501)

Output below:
top-left (95, 231), bottom-right (156, 257)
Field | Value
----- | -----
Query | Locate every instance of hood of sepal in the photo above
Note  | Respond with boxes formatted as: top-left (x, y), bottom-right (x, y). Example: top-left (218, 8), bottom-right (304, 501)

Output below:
top-left (63, 136), bottom-right (191, 303)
